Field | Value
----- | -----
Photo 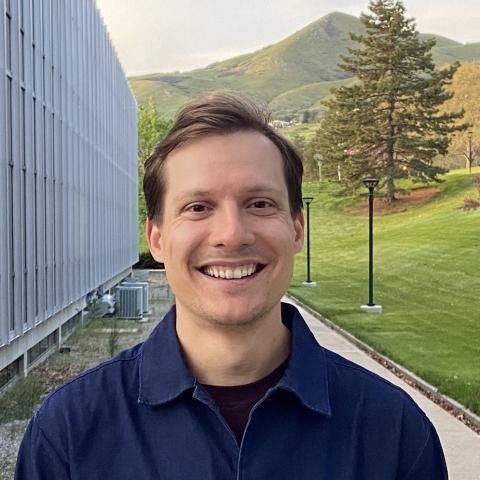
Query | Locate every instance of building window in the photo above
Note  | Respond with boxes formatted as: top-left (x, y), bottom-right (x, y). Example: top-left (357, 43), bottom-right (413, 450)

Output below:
top-left (61, 312), bottom-right (81, 339)
top-left (27, 331), bottom-right (57, 366)
top-left (0, 357), bottom-right (21, 390)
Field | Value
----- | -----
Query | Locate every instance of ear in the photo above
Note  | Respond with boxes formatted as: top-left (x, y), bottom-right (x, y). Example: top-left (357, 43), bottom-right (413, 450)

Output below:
top-left (293, 212), bottom-right (305, 253)
top-left (146, 219), bottom-right (165, 263)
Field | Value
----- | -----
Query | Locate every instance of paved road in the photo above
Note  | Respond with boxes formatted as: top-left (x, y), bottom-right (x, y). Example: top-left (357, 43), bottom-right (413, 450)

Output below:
top-left (285, 297), bottom-right (480, 480)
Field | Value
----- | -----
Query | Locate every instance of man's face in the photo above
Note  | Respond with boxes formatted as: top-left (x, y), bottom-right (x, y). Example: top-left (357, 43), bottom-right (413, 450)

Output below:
top-left (147, 131), bottom-right (304, 329)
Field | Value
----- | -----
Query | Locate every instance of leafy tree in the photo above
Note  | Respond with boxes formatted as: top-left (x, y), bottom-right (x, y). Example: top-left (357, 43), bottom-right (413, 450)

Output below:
top-left (315, 0), bottom-right (467, 202)
top-left (137, 101), bottom-right (172, 238)
top-left (441, 62), bottom-right (480, 171)
top-left (289, 133), bottom-right (319, 181)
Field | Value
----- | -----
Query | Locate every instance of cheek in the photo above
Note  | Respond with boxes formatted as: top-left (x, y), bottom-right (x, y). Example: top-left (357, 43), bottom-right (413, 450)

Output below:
top-left (263, 220), bottom-right (300, 247)
top-left (163, 223), bottom-right (204, 263)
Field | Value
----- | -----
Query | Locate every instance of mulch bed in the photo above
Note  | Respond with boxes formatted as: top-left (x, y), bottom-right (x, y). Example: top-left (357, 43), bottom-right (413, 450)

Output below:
top-left (346, 188), bottom-right (440, 215)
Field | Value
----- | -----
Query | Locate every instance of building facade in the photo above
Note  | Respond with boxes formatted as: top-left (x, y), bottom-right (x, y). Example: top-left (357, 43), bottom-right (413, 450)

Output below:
top-left (0, 0), bottom-right (138, 389)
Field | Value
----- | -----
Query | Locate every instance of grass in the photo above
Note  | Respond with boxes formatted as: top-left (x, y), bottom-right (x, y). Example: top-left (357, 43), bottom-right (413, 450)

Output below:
top-left (282, 122), bottom-right (322, 142)
top-left (134, 167), bottom-right (479, 412)
top-left (290, 168), bottom-right (480, 414)
top-left (0, 374), bottom-right (45, 424)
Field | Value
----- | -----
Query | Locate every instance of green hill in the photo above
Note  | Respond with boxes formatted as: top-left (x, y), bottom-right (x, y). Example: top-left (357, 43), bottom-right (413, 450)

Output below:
top-left (129, 78), bottom-right (189, 118)
top-left (290, 168), bottom-right (480, 414)
top-left (269, 78), bottom-right (356, 119)
top-left (129, 12), bottom-right (480, 120)
top-left (419, 33), bottom-right (461, 48)
top-left (435, 42), bottom-right (480, 63)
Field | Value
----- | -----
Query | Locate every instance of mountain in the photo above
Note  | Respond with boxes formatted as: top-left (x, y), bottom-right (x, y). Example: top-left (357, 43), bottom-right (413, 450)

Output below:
top-left (129, 12), bottom-right (480, 121)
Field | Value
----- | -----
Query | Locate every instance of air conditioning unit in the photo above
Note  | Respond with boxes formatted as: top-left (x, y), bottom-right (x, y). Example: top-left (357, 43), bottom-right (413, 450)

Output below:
top-left (121, 280), bottom-right (149, 314)
top-left (115, 286), bottom-right (143, 320)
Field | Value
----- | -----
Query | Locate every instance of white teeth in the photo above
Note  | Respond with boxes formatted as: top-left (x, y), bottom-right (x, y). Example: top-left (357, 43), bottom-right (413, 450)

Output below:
top-left (202, 264), bottom-right (260, 280)
top-left (233, 268), bottom-right (243, 279)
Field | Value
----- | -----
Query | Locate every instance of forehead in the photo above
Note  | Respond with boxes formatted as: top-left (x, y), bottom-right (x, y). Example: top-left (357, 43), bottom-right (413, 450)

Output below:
top-left (163, 131), bottom-right (287, 201)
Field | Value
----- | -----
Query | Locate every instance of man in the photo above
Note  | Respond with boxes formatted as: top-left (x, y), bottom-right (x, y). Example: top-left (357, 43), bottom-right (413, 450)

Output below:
top-left (16, 92), bottom-right (447, 479)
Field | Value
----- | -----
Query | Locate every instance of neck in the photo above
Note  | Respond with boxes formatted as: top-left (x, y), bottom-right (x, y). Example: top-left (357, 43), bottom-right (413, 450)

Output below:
top-left (175, 303), bottom-right (291, 386)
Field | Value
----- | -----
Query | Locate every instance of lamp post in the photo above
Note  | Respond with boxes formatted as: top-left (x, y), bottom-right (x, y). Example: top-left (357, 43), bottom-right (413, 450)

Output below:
top-left (302, 196), bottom-right (316, 287)
top-left (361, 179), bottom-right (382, 313)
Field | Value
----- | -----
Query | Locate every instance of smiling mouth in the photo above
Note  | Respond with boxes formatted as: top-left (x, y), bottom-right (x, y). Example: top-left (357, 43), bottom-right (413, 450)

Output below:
top-left (199, 263), bottom-right (266, 280)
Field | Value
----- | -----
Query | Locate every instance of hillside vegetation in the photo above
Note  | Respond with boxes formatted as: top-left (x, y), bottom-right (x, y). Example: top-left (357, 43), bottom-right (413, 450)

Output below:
top-left (441, 62), bottom-right (480, 168)
top-left (129, 12), bottom-right (480, 120)
top-left (290, 169), bottom-right (480, 414)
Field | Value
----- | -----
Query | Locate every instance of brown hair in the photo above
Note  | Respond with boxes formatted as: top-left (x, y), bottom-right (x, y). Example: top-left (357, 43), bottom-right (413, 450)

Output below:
top-left (143, 92), bottom-right (303, 223)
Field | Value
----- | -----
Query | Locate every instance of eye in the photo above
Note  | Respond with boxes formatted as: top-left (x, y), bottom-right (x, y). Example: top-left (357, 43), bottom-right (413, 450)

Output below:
top-left (183, 203), bottom-right (210, 217)
top-left (188, 204), bottom-right (207, 213)
top-left (250, 200), bottom-right (273, 209)
top-left (247, 199), bottom-right (277, 214)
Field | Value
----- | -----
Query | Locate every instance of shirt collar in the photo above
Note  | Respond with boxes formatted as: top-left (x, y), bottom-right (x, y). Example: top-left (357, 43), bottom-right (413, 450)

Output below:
top-left (276, 302), bottom-right (331, 416)
top-left (138, 302), bottom-right (331, 417)
top-left (138, 305), bottom-right (196, 405)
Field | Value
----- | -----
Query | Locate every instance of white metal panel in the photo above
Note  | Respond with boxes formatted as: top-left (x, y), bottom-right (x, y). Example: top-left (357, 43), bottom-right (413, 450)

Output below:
top-left (0, 2), bottom-right (7, 346)
top-left (23, 0), bottom-right (34, 333)
top-left (1, 0), bottom-right (138, 362)
top-left (11, 0), bottom-right (23, 339)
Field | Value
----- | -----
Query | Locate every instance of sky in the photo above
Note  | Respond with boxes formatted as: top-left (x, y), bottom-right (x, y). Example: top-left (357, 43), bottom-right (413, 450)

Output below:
top-left (94, 0), bottom-right (480, 77)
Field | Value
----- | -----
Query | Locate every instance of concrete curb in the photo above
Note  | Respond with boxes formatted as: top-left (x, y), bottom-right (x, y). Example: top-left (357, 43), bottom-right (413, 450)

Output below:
top-left (286, 294), bottom-right (480, 434)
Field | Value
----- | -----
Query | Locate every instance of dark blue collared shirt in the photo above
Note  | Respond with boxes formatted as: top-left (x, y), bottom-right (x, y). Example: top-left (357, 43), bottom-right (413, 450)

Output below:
top-left (16, 303), bottom-right (447, 479)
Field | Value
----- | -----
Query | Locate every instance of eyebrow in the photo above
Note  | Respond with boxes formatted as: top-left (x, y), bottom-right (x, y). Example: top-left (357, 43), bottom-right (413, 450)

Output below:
top-left (173, 186), bottom-right (282, 203)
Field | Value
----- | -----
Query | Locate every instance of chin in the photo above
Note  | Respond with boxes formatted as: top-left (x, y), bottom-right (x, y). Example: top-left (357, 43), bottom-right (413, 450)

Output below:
top-left (200, 300), bottom-right (276, 329)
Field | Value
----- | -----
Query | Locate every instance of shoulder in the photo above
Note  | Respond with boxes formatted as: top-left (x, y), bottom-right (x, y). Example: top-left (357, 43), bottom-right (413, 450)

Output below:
top-left (322, 349), bottom-right (447, 477)
top-left (324, 347), bottom-right (432, 437)
top-left (325, 348), bottom-right (425, 413)
top-left (36, 342), bottom-right (143, 424)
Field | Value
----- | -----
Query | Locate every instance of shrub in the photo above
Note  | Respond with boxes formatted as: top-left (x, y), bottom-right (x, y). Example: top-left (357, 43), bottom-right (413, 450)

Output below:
top-left (134, 252), bottom-right (164, 269)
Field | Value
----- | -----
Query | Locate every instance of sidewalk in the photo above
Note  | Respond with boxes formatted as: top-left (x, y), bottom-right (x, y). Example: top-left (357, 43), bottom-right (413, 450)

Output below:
top-left (285, 297), bottom-right (480, 480)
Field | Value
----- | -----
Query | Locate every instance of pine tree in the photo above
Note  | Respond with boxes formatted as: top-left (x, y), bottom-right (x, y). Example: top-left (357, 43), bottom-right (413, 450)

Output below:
top-left (315, 0), bottom-right (467, 202)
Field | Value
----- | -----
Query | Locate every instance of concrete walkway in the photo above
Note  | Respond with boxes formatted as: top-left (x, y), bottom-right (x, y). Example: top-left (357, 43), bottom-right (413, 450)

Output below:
top-left (285, 297), bottom-right (480, 480)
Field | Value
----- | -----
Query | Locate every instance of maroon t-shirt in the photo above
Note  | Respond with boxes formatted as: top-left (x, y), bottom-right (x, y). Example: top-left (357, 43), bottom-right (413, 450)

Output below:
top-left (202, 358), bottom-right (289, 444)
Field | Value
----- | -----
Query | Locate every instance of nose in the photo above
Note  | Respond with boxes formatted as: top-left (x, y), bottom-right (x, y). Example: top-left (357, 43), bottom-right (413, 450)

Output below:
top-left (208, 204), bottom-right (255, 248)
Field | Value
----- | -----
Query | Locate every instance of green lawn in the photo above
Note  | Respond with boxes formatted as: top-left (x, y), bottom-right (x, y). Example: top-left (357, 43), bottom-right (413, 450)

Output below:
top-left (290, 168), bottom-right (480, 415)
top-left (136, 168), bottom-right (479, 413)
top-left (282, 122), bottom-right (321, 142)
